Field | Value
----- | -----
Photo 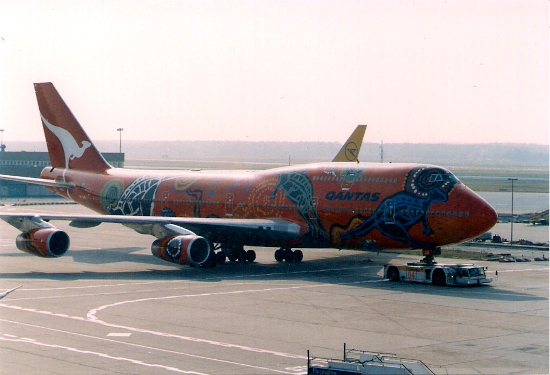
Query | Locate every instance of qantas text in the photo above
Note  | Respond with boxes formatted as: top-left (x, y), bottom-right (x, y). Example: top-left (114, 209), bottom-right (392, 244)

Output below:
top-left (325, 191), bottom-right (380, 202)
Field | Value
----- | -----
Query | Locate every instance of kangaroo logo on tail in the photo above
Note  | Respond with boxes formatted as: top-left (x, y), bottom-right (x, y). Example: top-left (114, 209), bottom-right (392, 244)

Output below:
top-left (41, 115), bottom-right (91, 170)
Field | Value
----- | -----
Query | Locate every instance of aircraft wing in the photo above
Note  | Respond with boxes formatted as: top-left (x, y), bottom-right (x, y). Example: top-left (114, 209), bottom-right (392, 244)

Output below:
top-left (0, 174), bottom-right (75, 189)
top-left (0, 213), bottom-right (302, 242)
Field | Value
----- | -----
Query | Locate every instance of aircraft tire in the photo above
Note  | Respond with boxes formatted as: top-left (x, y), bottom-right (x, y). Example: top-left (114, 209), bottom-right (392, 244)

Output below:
top-left (293, 250), bottom-right (303, 262)
top-left (387, 266), bottom-right (399, 281)
top-left (216, 251), bottom-right (227, 264)
top-left (246, 250), bottom-right (256, 262)
top-left (236, 249), bottom-right (247, 262)
top-left (283, 249), bottom-right (295, 262)
top-left (274, 249), bottom-right (284, 262)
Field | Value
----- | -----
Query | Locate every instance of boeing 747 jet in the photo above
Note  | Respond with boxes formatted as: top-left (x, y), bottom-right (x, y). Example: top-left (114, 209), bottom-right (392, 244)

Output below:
top-left (0, 83), bottom-right (497, 268)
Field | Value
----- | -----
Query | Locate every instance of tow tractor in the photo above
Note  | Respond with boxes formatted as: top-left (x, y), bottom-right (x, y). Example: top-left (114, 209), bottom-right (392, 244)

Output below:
top-left (384, 249), bottom-right (492, 286)
top-left (307, 344), bottom-right (434, 375)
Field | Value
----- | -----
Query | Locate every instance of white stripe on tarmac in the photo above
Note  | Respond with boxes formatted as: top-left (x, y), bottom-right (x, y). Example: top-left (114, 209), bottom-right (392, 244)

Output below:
top-left (0, 331), bottom-right (208, 375)
top-left (0, 319), bottom-right (297, 375)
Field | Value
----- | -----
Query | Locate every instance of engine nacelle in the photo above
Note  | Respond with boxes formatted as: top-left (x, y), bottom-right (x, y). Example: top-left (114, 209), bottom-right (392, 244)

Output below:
top-left (151, 235), bottom-right (211, 266)
top-left (16, 228), bottom-right (70, 258)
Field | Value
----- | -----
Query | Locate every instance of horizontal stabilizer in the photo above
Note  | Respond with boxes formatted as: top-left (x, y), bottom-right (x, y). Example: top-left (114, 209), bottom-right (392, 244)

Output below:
top-left (0, 174), bottom-right (75, 189)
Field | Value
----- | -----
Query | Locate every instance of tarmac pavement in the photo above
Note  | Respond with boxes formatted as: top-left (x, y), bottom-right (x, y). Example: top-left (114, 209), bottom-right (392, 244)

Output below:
top-left (0, 203), bottom-right (547, 375)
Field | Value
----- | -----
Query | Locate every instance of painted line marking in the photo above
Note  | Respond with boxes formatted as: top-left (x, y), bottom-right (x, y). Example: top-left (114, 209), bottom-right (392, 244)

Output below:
top-left (0, 278), bottom-right (385, 366)
top-left (107, 332), bottom-right (132, 337)
top-left (494, 268), bottom-right (549, 273)
top-left (0, 320), bottom-right (296, 374)
top-left (0, 333), bottom-right (208, 375)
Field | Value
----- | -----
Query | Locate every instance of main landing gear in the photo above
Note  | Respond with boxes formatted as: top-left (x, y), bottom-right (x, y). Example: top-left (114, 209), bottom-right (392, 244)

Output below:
top-left (274, 247), bottom-right (303, 263)
top-left (205, 243), bottom-right (304, 267)
top-left (209, 243), bottom-right (256, 266)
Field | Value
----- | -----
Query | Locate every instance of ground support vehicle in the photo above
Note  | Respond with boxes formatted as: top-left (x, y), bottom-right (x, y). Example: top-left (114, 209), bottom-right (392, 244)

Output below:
top-left (384, 261), bottom-right (492, 286)
top-left (307, 344), bottom-right (434, 375)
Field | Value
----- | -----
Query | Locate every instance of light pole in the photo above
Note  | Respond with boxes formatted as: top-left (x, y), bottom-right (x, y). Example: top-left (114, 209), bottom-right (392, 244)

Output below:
top-left (0, 129), bottom-right (4, 152)
top-left (117, 128), bottom-right (123, 153)
top-left (508, 178), bottom-right (518, 245)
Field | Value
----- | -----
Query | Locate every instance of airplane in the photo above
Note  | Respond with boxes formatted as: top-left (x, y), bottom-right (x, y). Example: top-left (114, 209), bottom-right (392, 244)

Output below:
top-left (0, 82), bottom-right (497, 268)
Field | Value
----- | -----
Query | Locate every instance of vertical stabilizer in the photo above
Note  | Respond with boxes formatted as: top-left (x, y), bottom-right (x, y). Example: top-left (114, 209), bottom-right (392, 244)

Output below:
top-left (332, 125), bottom-right (367, 162)
top-left (34, 82), bottom-right (111, 172)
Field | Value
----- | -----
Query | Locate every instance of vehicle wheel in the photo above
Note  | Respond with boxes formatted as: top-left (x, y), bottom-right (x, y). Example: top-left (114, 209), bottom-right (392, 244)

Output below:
top-left (387, 266), bottom-right (399, 281)
top-left (274, 248), bottom-right (284, 262)
top-left (293, 250), bottom-right (303, 262)
top-left (246, 250), bottom-right (256, 262)
top-left (432, 268), bottom-right (446, 286)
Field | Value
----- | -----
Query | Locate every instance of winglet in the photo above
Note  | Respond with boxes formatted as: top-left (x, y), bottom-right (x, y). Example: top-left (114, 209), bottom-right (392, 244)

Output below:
top-left (34, 82), bottom-right (112, 173)
top-left (332, 125), bottom-right (367, 162)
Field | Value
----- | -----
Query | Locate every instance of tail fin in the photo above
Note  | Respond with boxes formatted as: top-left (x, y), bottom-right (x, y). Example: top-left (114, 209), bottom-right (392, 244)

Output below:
top-left (332, 125), bottom-right (367, 162)
top-left (34, 82), bottom-right (111, 172)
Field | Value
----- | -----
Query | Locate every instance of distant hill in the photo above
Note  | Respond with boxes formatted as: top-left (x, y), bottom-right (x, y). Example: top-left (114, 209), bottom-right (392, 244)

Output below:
top-left (5, 140), bottom-right (549, 168)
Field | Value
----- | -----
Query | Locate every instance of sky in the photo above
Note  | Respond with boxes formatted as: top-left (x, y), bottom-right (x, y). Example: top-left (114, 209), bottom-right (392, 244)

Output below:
top-left (0, 0), bottom-right (548, 146)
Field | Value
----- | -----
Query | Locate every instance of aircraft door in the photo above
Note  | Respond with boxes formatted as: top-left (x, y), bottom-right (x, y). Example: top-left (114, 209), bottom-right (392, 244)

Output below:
top-left (161, 190), bottom-right (169, 204)
top-left (308, 197), bottom-right (319, 219)
top-left (225, 193), bottom-right (234, 217)
top-left (384, 199), bottom-right (395, 224)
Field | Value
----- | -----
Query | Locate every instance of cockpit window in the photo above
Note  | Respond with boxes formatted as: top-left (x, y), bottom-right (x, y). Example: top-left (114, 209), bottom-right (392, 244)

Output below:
top-left (429, 171), bottom-right (459, 183)
top-left (429, 173), bottom-right (443, 183)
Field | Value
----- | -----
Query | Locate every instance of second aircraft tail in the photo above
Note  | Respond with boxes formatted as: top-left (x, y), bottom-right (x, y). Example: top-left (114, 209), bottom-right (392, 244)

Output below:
top-left (332, 125), bottom-right (367, 162)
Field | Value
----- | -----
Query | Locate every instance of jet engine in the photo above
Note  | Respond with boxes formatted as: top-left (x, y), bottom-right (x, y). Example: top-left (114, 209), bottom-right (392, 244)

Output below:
top-left (151, 235), bottom-right (211, 266)
top-left (16, 228), bottom-right (70, 258)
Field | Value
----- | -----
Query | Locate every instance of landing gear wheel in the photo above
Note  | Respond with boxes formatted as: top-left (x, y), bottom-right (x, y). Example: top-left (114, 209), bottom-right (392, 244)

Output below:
top-left (245, 250), bottom-right (256, 263)
top-left (274, 248), bottom-right (284, 262)
top-left (216, 251), bottom-right (227, 264)
top-left (293, 250), bottom-right (303, 263)
top-left (387, 266), bottom-right (399, 282)
top-left (236, 249), bottom-right (247, 263)
top-left (283, 249), bottom-right (295, 262)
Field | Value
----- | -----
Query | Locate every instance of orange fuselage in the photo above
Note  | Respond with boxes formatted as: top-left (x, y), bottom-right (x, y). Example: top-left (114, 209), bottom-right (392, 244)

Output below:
top-left (41, 162), bottom-right (497, 251)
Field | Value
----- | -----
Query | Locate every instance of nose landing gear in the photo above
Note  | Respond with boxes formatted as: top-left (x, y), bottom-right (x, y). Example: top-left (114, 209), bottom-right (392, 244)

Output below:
top-left (421, 247), bottom-right (441, 266)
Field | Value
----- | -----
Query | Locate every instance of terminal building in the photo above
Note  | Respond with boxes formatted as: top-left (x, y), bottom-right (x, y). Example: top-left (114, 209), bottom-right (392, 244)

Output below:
top-left (0, 145), bottom-right (124, 198)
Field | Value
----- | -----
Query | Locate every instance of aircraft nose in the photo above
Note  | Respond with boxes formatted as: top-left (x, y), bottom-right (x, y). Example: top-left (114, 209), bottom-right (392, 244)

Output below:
top-left (471, 191), bottom-right (498, 234)
top-left (454, 184), bottom-right (498, 240)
